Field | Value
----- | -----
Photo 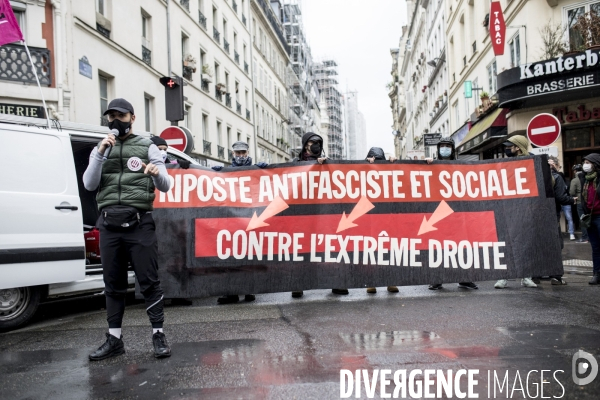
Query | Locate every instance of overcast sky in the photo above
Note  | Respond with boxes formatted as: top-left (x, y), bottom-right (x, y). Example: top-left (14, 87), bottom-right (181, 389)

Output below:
top-left (302, 0), bottom-right (407, 155)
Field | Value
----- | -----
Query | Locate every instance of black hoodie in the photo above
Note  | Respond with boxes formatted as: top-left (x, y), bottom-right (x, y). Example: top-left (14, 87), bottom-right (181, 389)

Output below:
top-left (366, 147), bottom-right (386, 160)
top-left (296, 132), bottom-right (324, 161)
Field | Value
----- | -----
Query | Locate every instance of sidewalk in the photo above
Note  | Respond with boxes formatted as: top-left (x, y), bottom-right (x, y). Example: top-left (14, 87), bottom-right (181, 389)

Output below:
top-left (561, 232), bottom-right (594, 275)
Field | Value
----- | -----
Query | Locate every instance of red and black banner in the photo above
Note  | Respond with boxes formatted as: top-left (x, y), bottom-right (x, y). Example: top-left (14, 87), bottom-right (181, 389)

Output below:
top-left (153, 156), bottom-right (562, 298)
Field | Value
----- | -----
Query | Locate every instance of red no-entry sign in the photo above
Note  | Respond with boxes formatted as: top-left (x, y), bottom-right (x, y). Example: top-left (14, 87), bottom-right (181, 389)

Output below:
top-left (159, 126), bottom-right (190, 153)
top-left (527, 113), bottom-right (561, 147)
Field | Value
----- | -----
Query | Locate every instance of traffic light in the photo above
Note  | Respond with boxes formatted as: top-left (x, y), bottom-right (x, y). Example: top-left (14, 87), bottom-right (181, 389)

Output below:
top-left (159, 76), bottom-right (184, 122)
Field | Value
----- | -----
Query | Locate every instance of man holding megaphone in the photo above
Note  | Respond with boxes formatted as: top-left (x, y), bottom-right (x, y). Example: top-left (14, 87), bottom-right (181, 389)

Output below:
top-left (83, 98), bottom-right (172, 361)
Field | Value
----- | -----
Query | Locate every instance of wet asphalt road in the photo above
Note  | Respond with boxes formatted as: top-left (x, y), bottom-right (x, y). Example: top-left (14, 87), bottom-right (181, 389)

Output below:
top-left (1, 268), bottom-right (599, 400)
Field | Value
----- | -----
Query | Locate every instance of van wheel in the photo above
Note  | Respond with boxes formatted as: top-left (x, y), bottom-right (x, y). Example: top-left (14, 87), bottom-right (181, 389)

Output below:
top-left (0, 286), bottom-right (42, 332)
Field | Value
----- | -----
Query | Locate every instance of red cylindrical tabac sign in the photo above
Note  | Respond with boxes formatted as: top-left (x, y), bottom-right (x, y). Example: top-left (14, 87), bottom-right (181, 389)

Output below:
top-left (490, 1), bottom-right (506, 56)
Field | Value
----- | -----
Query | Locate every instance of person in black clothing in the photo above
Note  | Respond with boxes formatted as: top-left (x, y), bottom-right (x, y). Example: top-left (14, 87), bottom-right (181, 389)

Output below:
top-left (364, 147), bottom-right (399, 294)
top-left (212, 141), bottom-right (267, 304)
top-left (150, 136), bottom-right (191, 169)
top-left (426, 137), bottom-right (478, 290)
top-left (292, 133), bottom-right (331, 298)
top-left (540, 156), bottom-right (577, 285)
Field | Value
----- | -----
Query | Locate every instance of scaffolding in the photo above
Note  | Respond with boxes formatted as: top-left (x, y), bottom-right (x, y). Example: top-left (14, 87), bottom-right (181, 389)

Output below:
top-left (314, 59), bottom-right (344, 159)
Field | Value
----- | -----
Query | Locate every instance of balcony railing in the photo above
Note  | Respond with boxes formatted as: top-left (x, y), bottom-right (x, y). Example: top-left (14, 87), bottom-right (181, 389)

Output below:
top-left (225, 93), bottom-right (232, 108)
top-left (224, 39), bottom-right (230, 54)
top-left (203, 140), bottom-right (212, 155)
top-left (236, 101), bottom-right (242, 115)
top-left (180, 0), bottom-right (190, 12)
top-left (201, 79), bottom-right (209, 92)
top-left (233, 0), bottom-right (238, 13)
top-left (246, 109), bottom-right (251, 121)
top-left (215, 88), bottom-right (223, 101)
top-left (213, 28), bottom-right (220, 43)
top-left (96, 24), bottom-right (110, 38)
top-left (198, 11), bottom-right (207, 30)
top-left (234, 51), bottom-right (240, 64)
top-left (218, 145), bottom-right (225, 159)
top-left (100, 116), bottom-right (109, 127)
top-left (242, 14), bottom-right (247, 26)
top-left (244, 62), bottom-right (249, 73)
top-left (0, 44), bottom-right (52, 86)
top-left (142, 46), bottom-right (151, 66)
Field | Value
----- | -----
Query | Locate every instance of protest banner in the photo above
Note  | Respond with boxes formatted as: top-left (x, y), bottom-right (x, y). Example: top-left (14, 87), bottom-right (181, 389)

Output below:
top-left (152, 156), bottom-right (561, 298)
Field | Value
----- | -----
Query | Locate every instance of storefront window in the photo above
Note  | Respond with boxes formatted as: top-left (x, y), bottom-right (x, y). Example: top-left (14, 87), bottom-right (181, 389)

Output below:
top-left (565, 127), bottom-right (592, 149)
top-left (593, 127), bottom-right (600, 147)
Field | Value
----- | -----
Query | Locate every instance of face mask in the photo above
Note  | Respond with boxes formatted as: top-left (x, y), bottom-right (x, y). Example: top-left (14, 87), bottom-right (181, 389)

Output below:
top-left (234, 156), bottom-right (248, 165)
top-left (439, 147), bottom-right (452, 158)
top-left (583, 164), bottom-right (593, 173)
top-left (505, 148), bottom-right (516, 157)
top-left (160, 150), bottom-right (168, 162)
top-left (108, 118), bottom-right (131, 137)
top-left (309, 143), bottom-right (321, 155)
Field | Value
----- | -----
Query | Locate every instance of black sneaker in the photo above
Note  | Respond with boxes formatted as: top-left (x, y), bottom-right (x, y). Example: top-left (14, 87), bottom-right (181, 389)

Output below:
top-left (532, 277), bottom-right (541, 284)
top-left (589, 275), bottom-right (600, 285)
top-left (428, 284), bottom-right (443, 290)
top-left (89, 333), bottom-right (125, 361)
top-left (332, 289), bottom-right (349, 295)
top-left (152, 332), bottom-right (171, 358)
top-left (577, 239), bottom-right (589, 243)
top-left (244, 294), bottom-right (256, 302)
top-left (458, 282), bottom-right (478, 289)
top-left (217, 295), bottom-right (239, 304)
top-left (291, 291), bottom-right (303, 298)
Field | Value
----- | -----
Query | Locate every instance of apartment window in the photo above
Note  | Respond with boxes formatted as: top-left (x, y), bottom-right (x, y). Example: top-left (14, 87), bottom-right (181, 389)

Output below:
top-left (217, 121), bottom-right (222, 146)
top-left (472, 78), bottom-right (479, 111)
top-left (487, 59), bottom-right (497, 94)
top-left (237, 131), bottom-right (241, 142)
top-left (227, 126), bottom-right (232, 150)
top-left (99, 75), bottom-right (109, 116)
top-left (453, 101), bottom-right (459, 128)
top-left (509, 34), bottom-right (520, 68)
top-left (223, 18), bottom-right (228, 40)
top-left (144, 96), bottom-right (153, 132)
top-left (214, 62), bottom-right (220, 83)
top-left (565, 3), bottom-right (600, 51)
top-left (202, 113), bottom-right (209, 141)
top-left (213, 7), bottom-right (218, 30)
top-left (142, 14), bottom-right (148, 39)
top-left (200, 48), bottom-right (206, 70)
top-left (96, 0), bottom-right (105, 15)
top-left (184, 104), bottom-right (191, 129)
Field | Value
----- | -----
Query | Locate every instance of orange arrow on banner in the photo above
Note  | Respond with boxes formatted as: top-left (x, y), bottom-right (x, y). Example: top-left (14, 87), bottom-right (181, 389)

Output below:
top-left (336, 196), bottom-right (376, 233)
top-left (417, 200), bottom-right (454, 235)
top-left (246, 197), bottom-right (290, 231)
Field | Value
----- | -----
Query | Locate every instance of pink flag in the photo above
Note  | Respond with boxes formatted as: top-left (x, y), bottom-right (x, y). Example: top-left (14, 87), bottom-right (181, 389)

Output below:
top-left (0, 0), bottom-right (24, 46)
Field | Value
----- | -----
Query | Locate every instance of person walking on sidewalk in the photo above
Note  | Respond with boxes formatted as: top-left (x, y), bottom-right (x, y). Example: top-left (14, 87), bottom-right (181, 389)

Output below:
top-left (426, 137), bottom-right (478, 291)
top-left (570, 164), bottom-right (589, 243)
top-left (364, 147), bottom-right (399, 295)
top-left (495, 135), bottom-right (538, 289)
top-left (83, 98), bottom-right (172, 360)
top-left (578, 154), bottom-right (600, 285)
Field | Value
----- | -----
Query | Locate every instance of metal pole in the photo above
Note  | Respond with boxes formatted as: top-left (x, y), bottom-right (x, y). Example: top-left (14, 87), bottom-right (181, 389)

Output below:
top-left (23, 40), bottom-right (51, 129)
top-left (167, 0), bottom-right (172, 76)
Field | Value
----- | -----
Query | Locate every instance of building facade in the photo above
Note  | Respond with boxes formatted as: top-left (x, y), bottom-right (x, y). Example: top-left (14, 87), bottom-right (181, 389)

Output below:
top-left (314, 59), bottom-right (344, 159)
top-left (250, 0), bottom-right (291, 163)
top-left (344, 91), bottom-right (366, 160)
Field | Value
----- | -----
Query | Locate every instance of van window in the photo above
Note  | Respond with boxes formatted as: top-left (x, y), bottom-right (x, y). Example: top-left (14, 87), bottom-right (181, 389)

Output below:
top-left (0, 130), bottom-right (67, 194)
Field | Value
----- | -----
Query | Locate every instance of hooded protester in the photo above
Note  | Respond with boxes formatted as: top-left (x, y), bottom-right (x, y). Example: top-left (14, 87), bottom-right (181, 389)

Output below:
top-left (150, 136), bottom-right (191, 169)
top-left (213, 141), bottom-right (267, 303)
top-left (296, 132), bottom-right (327, 164)
top-left (425, 138), bottom-right (478, 291)
top-left (291, 133), bottom-right (326, 299)
top-left (579, 153), bottom-right (600, 285)
top-left (570, 164), bottom-right (589, 243)
top-left (365, 147), bottom-right (399, 294)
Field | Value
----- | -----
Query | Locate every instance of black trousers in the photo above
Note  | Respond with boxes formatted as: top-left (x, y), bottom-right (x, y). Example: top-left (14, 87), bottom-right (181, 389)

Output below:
top-left (98, 212), bottom-right (164, 329)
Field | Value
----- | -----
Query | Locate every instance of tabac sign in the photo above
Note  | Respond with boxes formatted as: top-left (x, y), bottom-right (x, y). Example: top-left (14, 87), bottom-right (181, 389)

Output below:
top-left (490, 1), bottom-right (506, 56)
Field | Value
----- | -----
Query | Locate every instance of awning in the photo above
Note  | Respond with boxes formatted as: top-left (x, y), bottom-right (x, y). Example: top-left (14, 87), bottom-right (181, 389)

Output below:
top-left (457, 108), bottom-right (508, 154)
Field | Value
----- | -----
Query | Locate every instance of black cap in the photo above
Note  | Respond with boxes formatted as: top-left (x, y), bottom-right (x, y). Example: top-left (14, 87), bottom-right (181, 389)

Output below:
top-left (103, 98), bottom-right (135, 115)
top-left (151, 136), bottom-right (168, 147)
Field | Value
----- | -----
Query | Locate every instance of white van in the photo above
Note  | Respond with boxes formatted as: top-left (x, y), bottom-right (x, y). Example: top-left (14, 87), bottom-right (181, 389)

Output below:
top-left (0, 115), bottom-right (198, 332)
